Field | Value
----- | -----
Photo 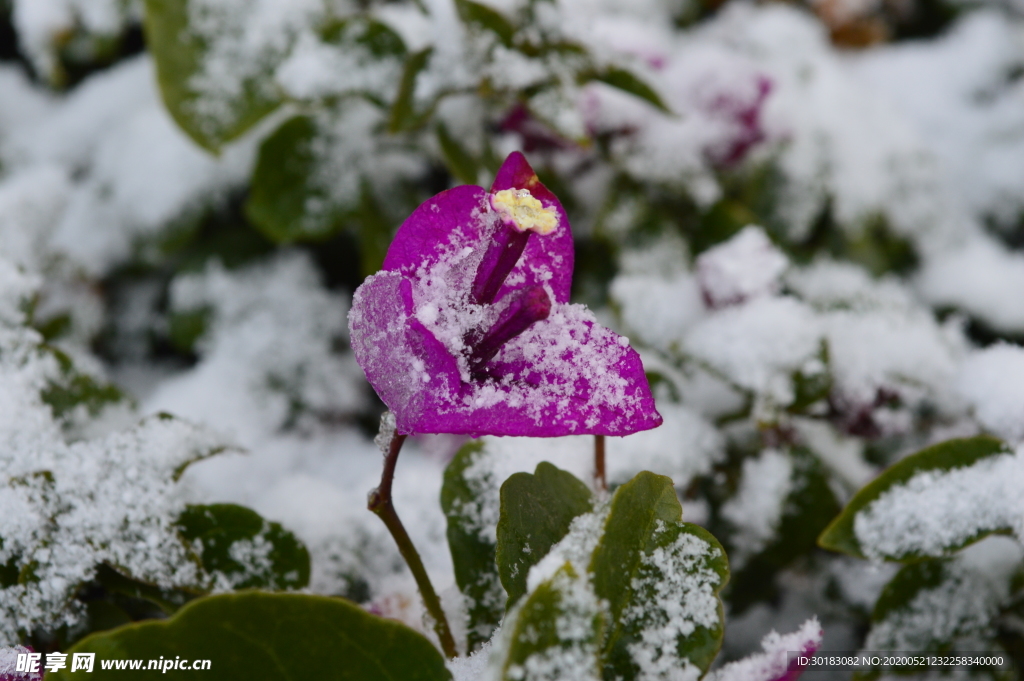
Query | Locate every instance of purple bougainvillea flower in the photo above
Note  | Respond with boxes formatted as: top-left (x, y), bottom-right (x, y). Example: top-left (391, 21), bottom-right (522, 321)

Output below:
top-left (348, 152), bottom-right (662, 437)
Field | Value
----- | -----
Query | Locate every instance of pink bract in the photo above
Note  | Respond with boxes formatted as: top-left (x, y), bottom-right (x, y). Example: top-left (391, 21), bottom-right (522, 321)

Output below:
top-left (348, 152), bottom-right (662, 437)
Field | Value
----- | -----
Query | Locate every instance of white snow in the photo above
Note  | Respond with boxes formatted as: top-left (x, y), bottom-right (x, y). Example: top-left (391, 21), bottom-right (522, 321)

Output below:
top-left (720, 449), bottom-right (794, 567)
top-left (853, 445), bottom-right (1024, 560)
top-left (684, 296), bottom-right (820, 411)
top-left (696, 226), bottom-right (788, 308)
top-left (6, 0), bottom-right (1024, 670)
top-left (707, 618), bottom-right (822, 681)
top-left (957, 343), bottom-right (1024, 442)
top-left (865, 536), bottom-right (1023, 652)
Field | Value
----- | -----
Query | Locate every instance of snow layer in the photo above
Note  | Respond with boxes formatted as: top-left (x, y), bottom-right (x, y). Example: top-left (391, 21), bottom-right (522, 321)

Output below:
top-left (865, 537), bottom-right (1023, 652)
top-left (854, 446), bottom-right (1024, 560)
top-left (957, 343), bottom-right (1024, 442)
top-left (147, 252), bottom-right (364, 443)
top-left (720, 449), bottom-right (794, 567)
top-left (684, 295), bottom-right (820, 409)
top-left (696, 226), bottom-right (788, 308)
top-left (0, 56), bottom-right (254, 277)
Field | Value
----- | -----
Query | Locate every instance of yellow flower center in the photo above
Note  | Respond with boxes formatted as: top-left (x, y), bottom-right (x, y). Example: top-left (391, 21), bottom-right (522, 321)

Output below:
top-left (490, 189), bottom-right (558, 235)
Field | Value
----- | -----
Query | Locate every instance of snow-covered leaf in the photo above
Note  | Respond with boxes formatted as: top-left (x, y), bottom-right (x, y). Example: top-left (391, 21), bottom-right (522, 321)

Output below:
top-left (53, 592), bottom-right (453, 680)
top-left (441, 441), bottom-right (505, 652)
top-left (819, 436), bottom-right (1017, 561)
top-left (175, 503), bottom-right (310, 592)
top-left (245, 115), bottom-right (348, 243)
top-left (455, 0), bottom-right (515, 47)
top-left (143, 0), bottom-right (287, 151)
top-left (726, 448), bottom-right (840, 613)
top-left (491, 563), bottom-right (605, 681)
top-left (0, 414), bottom-right (232, 643)
top-left (862, 538), bottom-right (1022, 672)
top-left (592, 471), bottom-right (729, 679)
top-left (497, 462), bottom-right (593, 610)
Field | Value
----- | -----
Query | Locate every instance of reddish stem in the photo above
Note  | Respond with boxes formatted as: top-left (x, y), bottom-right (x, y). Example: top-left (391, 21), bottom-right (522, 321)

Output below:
top-left (368, 431), bottom-right (458, 658)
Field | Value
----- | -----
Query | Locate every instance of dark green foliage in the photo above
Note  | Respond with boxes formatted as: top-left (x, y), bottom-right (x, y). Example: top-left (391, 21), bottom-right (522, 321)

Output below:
top-left (53, 592), bottom-right (454, 680)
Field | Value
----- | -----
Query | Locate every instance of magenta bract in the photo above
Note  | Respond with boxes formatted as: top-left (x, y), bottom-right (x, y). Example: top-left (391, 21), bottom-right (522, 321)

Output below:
top-left (348, 152), bottom-right (662, 437)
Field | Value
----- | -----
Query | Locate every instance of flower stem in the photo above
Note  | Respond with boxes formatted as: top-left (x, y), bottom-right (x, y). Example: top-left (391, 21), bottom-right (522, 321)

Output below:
top-left (367, 432), bottom-right (458, 658)
top-left (594, 434), bottom-right (607, 491)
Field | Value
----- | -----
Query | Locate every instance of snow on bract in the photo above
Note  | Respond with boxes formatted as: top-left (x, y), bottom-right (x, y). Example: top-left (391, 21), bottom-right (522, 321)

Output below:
top-left (706, 618), bottom-right (822, 681)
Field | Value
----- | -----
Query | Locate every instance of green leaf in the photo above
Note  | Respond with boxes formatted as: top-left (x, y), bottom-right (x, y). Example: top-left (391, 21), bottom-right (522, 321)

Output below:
top-left (245, 115), bottom-right (349, 244)
top-left (495, 563), bottom-right (605, 681)
top-left (389, 47), bottom-right (433, 133)
top-left (440, 441), bottom-right (504, 652)
top-left (455, 0), bottom-right (516, 46)
top-left (818, 436), bottom-right (1010, 560)
top-left (95, 563), bottom-right (201, 616)
top-left (175, 504), bottom-right (311, 590)
top-left (143, 0), bottom-right (285, 151)
top-left (586, 68), bottom-right (670, 114)
top-left (167, 307), bottom-right (211, 354)
top-left (496, 462), bottom-right (593, 609)
top-left (41, 345), bottom-right (127, 421)
top-left (436, 122), bottom-right (480, 185)
top-left (858, 553), bottom-right (1019, 677)
top-left (52, 592), bottom-right (453, 680)
top-left (590, 471), bottom-right (729, 678)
